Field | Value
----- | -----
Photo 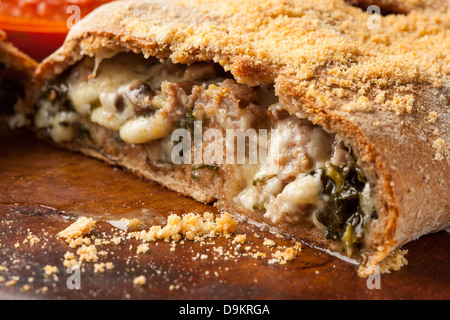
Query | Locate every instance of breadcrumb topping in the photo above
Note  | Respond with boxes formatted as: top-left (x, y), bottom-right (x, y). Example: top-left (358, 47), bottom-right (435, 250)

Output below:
top-left (46, 0), bottom-right (449, 171)
top-left (382, 94), bottom-right (415, 115)
top-left (63, 0), bottom-right (450, 120)
top-left (432, 138), bottom-right (449, 161)
top-left (428, 111), bottom-right (439, 124)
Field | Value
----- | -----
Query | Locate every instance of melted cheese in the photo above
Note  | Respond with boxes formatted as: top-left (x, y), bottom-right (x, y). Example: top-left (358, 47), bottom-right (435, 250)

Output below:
top-left (65, 54), bottom-right (190, 144)
top-left (264, 172), bottom-right (323, 224)
top-left (120, 113), bottom-right (174, 144)
top-left (50, 111), bottom-right (79, 143)
top-left (67, 55), bottom-right (151, 127)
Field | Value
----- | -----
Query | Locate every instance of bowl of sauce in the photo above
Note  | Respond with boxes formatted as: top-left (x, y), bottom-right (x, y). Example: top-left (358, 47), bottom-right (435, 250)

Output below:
top-left (0, 0), bottom-right (112, 61)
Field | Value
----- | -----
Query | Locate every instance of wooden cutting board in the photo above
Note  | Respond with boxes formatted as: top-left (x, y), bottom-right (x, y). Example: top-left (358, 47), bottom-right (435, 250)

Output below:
top-left (0, 131), bottom-right (448, 300)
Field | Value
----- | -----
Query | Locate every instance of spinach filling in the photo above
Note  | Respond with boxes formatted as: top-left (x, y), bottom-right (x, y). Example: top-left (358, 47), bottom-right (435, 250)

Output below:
top-left (36, 80), bottom-right (95, 143)
top-left (310, 160), bottom-right (376, 257)
top-left (46, 82), bottom-right (74, 112)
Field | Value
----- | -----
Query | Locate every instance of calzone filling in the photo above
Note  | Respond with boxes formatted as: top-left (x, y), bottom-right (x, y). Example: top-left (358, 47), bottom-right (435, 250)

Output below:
top-left (35, 53), bottom-right (378, 257)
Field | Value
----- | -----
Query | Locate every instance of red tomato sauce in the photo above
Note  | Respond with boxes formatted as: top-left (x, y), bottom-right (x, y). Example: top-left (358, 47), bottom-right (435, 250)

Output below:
top-left (0, 0), bottom-right (112, 61)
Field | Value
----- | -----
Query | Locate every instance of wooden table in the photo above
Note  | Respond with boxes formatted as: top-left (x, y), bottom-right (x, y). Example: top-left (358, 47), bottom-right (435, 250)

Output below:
top-left (0, 131), bottom-right (448, 300)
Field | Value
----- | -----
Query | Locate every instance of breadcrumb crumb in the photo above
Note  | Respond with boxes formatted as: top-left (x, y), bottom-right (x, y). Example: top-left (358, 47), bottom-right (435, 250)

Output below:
top-left (133, 275), bottom-right (146, 286)
top-left (137, 243), bottom-right (150, 254)
top-left (358, 249), bottom-right (409, 277)
top-left (130, 212), bottom-right (237, 243)
top-left (428, 111), bottom-right (439, 124)
top-left (43, 265), bottom-right (59, 276)
top-left (77, 245), bottom-right (99, 263)
top-left (378, 249), bottom-right (409, 274)
top-left (58, 217), bottom-right (96, 242)
top-left (263, 238), bottom-right (276, 247)
top-left (233, 234), bottom-right (247, 244)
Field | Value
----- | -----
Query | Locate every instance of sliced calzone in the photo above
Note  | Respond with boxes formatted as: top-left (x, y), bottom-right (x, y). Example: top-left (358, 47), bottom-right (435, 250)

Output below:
top-left (32, 0), bottom-right (450, 276)
top-left (0, 30), bottom-right (37, 131)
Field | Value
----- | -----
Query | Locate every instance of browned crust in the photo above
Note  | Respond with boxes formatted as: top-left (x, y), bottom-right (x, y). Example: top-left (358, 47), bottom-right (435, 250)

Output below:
top-left (0, 31), bottom-right (36, 73)
top-left (33, 0), bottom-right (450, 273)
